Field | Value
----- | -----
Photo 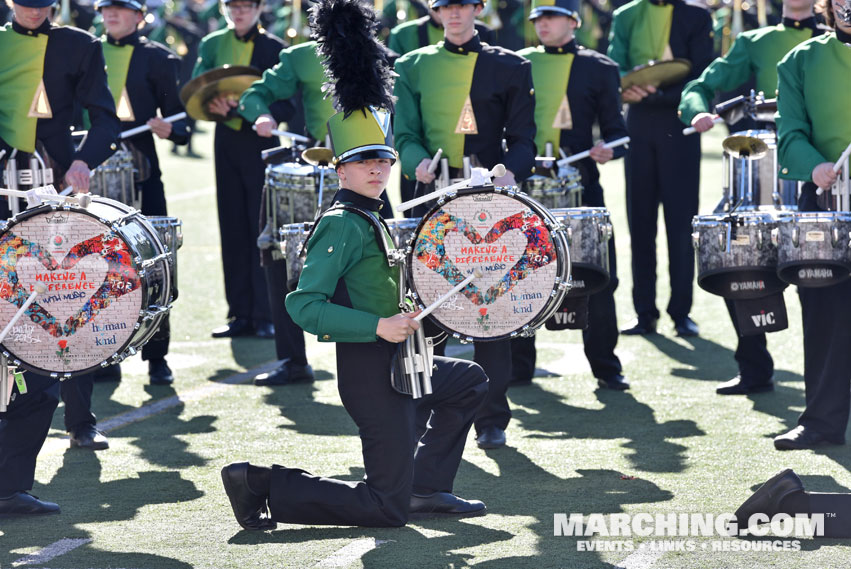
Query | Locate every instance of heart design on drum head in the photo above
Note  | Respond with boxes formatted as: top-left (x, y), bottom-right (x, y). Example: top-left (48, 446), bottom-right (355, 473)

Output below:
top-left (0, 231), bottom-right (141, 338)
top-left (414, 209), bottom-right (556, 305)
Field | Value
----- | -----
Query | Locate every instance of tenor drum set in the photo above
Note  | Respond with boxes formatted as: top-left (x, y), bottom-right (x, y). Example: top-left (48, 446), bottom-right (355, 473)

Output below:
top-left (692, 93), bottom-right (851, 300)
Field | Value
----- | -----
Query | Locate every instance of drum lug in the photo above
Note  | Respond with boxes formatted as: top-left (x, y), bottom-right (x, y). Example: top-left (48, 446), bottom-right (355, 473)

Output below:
top-left (756, 229), bottom-right (764, 249)
top-left (792, 225), bottom-right (800, 248)
top-left (832, 225), bottom-right (841, 247)
top-left (771, 227), bottom-right (779, 247)
top-left (691, 231), bottom-right (699, 250)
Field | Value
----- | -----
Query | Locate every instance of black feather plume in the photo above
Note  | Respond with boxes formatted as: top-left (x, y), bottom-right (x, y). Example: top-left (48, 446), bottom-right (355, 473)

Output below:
top-left (310, 0), bottom-right (395, 117)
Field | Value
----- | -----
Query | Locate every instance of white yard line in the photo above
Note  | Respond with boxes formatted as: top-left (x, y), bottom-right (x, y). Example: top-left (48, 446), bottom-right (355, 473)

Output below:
top-left (315, 538), bottom-right (390, 568)
top-left (614, 548), bottom-right (664, 569)
top-left (42, 361), bottom-right (280, 454)
top-left (11, 538), bottom-right (91, 566)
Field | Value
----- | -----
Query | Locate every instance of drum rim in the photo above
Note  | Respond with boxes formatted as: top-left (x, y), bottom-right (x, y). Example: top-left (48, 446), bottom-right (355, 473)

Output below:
top-left (0, 196), bottom-right (172, 377)
top-left (405, 186), bottom-right (570, 342)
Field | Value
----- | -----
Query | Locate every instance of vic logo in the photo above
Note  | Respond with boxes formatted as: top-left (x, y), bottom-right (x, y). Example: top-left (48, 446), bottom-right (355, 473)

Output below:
top-left (750, 311), bottom-right (775, 327)
top-left (554, 311), bottom-right (576, 325)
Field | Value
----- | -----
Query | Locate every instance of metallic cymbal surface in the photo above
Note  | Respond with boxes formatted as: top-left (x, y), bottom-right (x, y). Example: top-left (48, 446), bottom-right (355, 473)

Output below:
top-left (722, 135), bottom-right (770, 159)
top-left (621, 59), bottom-right (692, 90)
top-left (301, 147), bottom-right (335, 166)
top-left (179, 65), bottom-right (262, 122)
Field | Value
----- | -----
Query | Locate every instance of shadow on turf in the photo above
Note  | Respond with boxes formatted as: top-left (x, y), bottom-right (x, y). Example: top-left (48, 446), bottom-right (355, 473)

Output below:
top-left (508, 382), bottom-right (703, 473)
top-left (642, 334), bottom-right (738, 381)
top-left (0, 450), bottom-right (201, 568)
top-left (262, 382), bottom-right (358, 438)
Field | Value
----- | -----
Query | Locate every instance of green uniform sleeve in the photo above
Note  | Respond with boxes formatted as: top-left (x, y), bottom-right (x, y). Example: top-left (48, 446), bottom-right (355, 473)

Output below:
top-left (239, 48), bottom-right (300, 123)
top-left (776, 50), bottom-right (825, 182)
top-left (607, 7), bottom-right (632, 75)
top-left (393, 56), bottom-right (432, 180)
top-left (192, 36), bottom-right (215, 78)
top-left (678, 34), bottom-right (753, 125)
top-left (285, 215), bottom-right (382, 343)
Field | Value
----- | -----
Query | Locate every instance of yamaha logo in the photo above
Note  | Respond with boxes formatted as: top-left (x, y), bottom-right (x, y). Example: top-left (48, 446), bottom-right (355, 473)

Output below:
top-left (730, 281), bottom-right (766, 292)
top-left (798, 268), bottom-right (833, 280)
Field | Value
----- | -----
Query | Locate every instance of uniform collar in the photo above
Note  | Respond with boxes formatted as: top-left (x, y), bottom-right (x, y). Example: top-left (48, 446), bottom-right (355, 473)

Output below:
top-left (335, 188), bottom-right (385, 212)
top-left (782, 16), bottom-right (817, 30)
top-left (106, 30), bottom-right (141, 46)
top-left (836, 27), bottom-right (851, 45)
top-left (12, 19), bottom-right (52, 37)
top-left (233, 24), bottom-right (260, 42)
top-left (443, 32), bottom-right (482, 54)
top-left (543, 39), bottom-right (577, 54)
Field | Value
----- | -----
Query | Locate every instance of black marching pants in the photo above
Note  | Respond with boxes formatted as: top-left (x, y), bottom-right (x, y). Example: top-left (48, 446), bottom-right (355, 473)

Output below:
top-left (624, 105), bottom-right (700, 321)
top-left (263, 258), bottom-right (307, 364)
top-left (724, 299), bottom-right (773, 386)
top-left (0, 373), bottom-right (59, 495)
top-left (268, 341), bottom-right (487, 527)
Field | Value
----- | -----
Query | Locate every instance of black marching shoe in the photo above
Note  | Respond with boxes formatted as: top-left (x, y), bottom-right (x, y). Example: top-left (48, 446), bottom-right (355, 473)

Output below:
top-left (0, 492), bottom-right (60, 517)
top-left (409, 492), bottom-right (486, 518)
top-left (70, 425), bottom-right (109, 450)
top-left (211, 318), bottom-right (254, 338)
top-left (254, 362), bottom-right (315, 386)
top-left (597, 375), bottom-right (630, 391)
top-left (620, 316), bottom-right (657, 335)
top-left (221, 462), bottom-right (276, 530)
top-left (476, 426), bottom-right (506, 449)
top-left (716, 376), bottom-right (774, 395)
top-left (774, 425), bottom-right (843, 450)
top-left (734, 468), bottom-right (804, 531)
top-left (149, 358), bottom-right (174, 385)
top-left (254, 321), bottom-right (275, 339)
top-left (673, 316), bottom-right (699, 337)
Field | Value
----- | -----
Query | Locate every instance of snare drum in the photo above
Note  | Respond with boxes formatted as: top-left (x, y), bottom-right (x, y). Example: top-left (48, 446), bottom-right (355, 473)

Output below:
top-left (147, 216), bottom-right (183, 300)
top-left (89, 150), bottom-right (140, 210)
top-left (521, 165), bottom-right (583, 210)
top-left (279, 221), bottom-right (313, 287)
top-left (692, 212), bottom-right (786, 299)
top-left (774, 211), bottom-right (851, 287)
top-left (722, 130), bottom-right (799, 211)
top-left (406, 186), bottom-right (570, 341)
top-left (386, 218), bottom-right (419, 249)
top-left (550, 207), bottom-right (612, 297)
top-left (0, 197), bottom-right (171, 377)
top-left (265, 162), bottom-right (339, 228)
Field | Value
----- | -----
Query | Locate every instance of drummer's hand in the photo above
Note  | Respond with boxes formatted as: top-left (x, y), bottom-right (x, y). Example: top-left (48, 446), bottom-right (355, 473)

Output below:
top-left (147, 117), bottom-right (172, 139)
top-left (812, 162), bottom-right (838, 189)
top-left (254, 114), bottom-right (276, 137)
top-left (64, 160), bottom-right (91, 193)
top-left (376, 310), bottom-right (422, 343)
top-left (621, 84), bottom-right (656, 104)
top-left (589, 141), bottom-right (614, 164)
top-left (493, 169), bottom-right (516, 187)
top-left (691, 113), bottom-right (719, 133)
top-left (207, 95), bottom-right (237, 117)
top-left (415, 158), bottom-right (436, 184)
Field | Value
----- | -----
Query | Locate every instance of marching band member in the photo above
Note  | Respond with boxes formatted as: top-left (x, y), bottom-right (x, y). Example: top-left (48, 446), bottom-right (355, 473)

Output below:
top-left (221, 0), bottom-right (488, 529)
top-left (678, 0), bottom-right (822, 396)
top-left (193, 0), bottom-right (285, 340)
top-left (773, 0), bottom-right (851, 450)
top-left (0, 0), bottom-right (119, 515)
top-left (234, 38), bottom-right (333, 386)
top-left (608, 0), bottom-right (714, 338)
top-left (393, 0), bottom-right (535, 450)
top-left (511, 0), bottom-right (629, 391)
top-left (387, 3), bottom-right (493, 55)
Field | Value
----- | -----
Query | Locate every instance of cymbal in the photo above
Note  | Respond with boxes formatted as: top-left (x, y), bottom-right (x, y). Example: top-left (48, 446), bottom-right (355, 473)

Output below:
top-left (722, 135), bottom-right (770, 159)
top-left (621, 59), bottom-right (692, 90)
top-left (302, 147), bottom-right (335, 166)
top-left (179, 65), bottom-right (262, 122)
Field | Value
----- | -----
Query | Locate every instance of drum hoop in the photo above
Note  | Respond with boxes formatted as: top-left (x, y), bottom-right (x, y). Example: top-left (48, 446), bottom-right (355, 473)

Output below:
top-left (405, 186), bottom-right (570, 341)
top-left (0, 196), bottom-right (171, 377)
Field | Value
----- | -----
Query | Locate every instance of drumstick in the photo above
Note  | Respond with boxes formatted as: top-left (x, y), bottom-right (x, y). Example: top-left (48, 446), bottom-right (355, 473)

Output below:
top-left (251, 125), bottom-right (310, 143)
top-left (556, 137), bottom-right (630, 167)
top-left (396, 164), bottom-right (506, 212)
top-left (815, 140), bottom-right (851, 195)
top-left (427, 148), bottom-right (443, 174)
top-left (0, 283), bottom-right (47, 345)
top-left (119, 112), bottom-right (188, 139)
top-left (683, 117), bottom-right (725, 136)
top-left (414, 270), bottom-right (482, 322)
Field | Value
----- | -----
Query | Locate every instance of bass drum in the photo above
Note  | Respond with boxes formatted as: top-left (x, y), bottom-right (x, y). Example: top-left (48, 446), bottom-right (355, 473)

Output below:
top-left (406, 186), bottom-right (570, 341)
top-left (0, 197), bottom-right (171, 377)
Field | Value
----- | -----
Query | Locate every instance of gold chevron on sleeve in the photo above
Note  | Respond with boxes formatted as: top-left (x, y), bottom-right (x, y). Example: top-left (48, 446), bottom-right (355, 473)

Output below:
top-left (552, 94), bottom-right (573, 130)
top-left (454, 95), bottom-right (479, 135)
top-left (27, 79), bottom-right (53, 119)
top-left (116, 86), bottom-right (136, 122)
